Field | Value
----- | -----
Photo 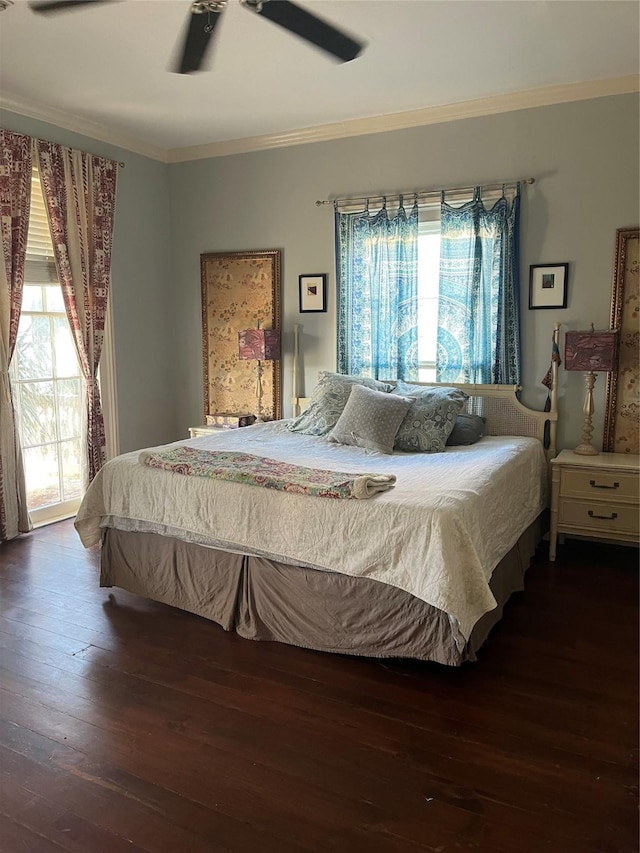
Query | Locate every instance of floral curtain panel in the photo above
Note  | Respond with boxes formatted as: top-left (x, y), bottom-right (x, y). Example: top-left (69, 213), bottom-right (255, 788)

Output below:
top-left (0, 129), bottom-right (32, 542)
top-left (35, 142), bottom-right (119, 485)
top-left (436, 187), bottom-right (521, 385)
top-left (336, 199), bottom-right (419, 381)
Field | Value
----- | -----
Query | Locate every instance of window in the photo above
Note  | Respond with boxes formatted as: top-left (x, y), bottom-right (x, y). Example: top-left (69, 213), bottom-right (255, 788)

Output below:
top-left (336, 185), bottom-right (519, 384)
top-left (417, 217), bottom-right (441, 381)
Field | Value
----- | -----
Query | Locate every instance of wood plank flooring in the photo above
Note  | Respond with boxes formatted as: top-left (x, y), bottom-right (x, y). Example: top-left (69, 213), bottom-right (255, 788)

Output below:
top-left (0, 521), bottom-right (637, 853)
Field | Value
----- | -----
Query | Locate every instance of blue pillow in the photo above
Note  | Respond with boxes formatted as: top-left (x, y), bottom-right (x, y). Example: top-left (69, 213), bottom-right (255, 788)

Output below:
top-left (392, 382), bottom-right (468, 453)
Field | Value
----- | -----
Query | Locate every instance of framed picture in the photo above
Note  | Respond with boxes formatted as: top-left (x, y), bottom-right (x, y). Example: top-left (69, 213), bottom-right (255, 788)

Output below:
top-left (201, 249), bottom-right (282, 421)
top-left (604, 227), bottom-right (639, 454)
top-left (529, 263), bottom-right (569, 309)
top-left (299, 274), bottom-right (327, 313)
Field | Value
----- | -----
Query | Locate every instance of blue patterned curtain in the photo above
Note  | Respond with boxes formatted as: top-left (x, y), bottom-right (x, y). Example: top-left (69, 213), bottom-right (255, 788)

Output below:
top-left (336, 198), bottom-right (419, 381)
top-left (436, 186), bottom-right (521, 384)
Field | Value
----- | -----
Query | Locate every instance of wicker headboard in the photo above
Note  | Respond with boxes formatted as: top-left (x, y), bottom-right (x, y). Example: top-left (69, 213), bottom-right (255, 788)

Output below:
top-left (291, 326), bottom-right (560, 461)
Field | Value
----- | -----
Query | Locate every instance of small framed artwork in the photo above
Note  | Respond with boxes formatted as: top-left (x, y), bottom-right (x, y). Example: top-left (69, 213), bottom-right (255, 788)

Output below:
top-left (299, 274), bottom-right (327, 313)
top-left (529, 263), bottom-right (569, 309)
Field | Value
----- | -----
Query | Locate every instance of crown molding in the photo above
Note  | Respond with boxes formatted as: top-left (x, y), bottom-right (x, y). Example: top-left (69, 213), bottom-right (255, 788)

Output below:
top-left (3, 75), bottom-right (638, 166)
top-left (0, 91), bottom-right (168, 162)
top-left (168, 75), bottom-right (639, 162)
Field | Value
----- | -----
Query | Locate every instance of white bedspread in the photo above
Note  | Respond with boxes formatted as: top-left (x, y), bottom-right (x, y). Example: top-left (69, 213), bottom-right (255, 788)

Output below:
top-left (75, 421), bottom-right (547, 643)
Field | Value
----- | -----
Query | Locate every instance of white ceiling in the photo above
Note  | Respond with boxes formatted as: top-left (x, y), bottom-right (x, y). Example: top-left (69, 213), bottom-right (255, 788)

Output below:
top-left (1, 0), bottom-right (638, 161)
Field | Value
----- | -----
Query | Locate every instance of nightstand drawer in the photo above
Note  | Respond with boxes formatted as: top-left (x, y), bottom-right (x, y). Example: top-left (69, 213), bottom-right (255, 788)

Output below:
top-left (561, 469), bottom-right (639, 503)
top-left (559, 499), bottom-right (640, 535)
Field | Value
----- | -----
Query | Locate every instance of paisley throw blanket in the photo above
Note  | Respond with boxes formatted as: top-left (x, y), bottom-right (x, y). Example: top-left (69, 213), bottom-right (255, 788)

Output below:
top-left (139, 446), bottom-right (396, 500)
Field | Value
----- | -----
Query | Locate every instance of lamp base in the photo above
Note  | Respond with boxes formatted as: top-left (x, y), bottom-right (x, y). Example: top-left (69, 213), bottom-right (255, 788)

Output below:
top-left (574, 371), bottom-right (599, 456)
top-left (573, 442), bottom-right (599, 456)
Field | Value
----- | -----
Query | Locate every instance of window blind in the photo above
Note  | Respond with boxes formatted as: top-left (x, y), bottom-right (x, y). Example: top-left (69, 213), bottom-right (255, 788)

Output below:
top-left (25, 168), bottom-right (58, 284)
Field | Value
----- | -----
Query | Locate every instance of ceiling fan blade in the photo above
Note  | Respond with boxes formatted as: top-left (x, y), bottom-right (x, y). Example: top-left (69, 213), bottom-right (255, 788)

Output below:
top-left (29, 0), bottom-right (112, 12)
top-left (249, 0), bottom-right (364, 63)
top-left (175, 3), bottom-right (225, 74)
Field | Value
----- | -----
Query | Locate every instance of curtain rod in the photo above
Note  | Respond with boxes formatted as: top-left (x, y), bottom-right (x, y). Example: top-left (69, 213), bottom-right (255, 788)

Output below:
top-left (315, 177), bottom-right (534, 208)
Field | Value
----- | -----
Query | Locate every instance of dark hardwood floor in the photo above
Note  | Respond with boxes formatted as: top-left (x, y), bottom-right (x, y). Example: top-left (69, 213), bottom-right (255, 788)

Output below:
top-left (0, 521), bottom-right (637, 853)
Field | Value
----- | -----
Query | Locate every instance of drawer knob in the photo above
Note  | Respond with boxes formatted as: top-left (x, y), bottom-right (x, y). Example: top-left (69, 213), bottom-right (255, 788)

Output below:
top-left (588, 510), bottom-right (618, 520)
top-left (589, 479), bottom-right (619, 490)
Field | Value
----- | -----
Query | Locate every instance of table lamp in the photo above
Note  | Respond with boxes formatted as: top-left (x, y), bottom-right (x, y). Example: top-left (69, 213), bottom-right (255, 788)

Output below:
top-left (564, 325), bottom-right (618, 455)
top-left (238, 323), bottom-right (281, 421)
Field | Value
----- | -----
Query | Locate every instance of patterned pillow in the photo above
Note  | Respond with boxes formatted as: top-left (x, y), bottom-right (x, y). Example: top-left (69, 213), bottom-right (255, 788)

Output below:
top-left (446, 413), bottom-right (486, 446)
top-left (288, 371), bottom-right (393, 436)
top-left (328, 384), bottom-right (413, 453)
top-left (392, 381), bottom-right (468, 453)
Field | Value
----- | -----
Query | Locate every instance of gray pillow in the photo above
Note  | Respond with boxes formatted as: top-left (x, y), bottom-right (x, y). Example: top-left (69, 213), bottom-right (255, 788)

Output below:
top-left (328, 384), bottom-right (413, 453)
top-left (288, 371), bottom-right (393, 436)
top-left (392, 382), bottom-right (468, 453)
top-left (446, 413), bottom-right (486, 446)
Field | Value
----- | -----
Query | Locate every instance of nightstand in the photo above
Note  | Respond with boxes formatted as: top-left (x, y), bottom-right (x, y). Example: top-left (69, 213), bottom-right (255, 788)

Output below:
top-left (549, 449), bottom-right (640, 560)
top-left (188, 425), bottom-right (225, 438)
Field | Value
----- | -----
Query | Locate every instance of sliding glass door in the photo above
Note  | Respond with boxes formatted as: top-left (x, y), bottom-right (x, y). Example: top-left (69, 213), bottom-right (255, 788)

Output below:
top-left (10, 283), bottom-right (83, 525)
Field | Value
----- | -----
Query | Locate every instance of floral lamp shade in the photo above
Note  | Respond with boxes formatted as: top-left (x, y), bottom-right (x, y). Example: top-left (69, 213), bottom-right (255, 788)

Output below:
top-left (564, 329), bottom-right (618, 373)
top-left (564, 327), bottom-right (618, 456)
top-left (238, 328), bottom-right (281, 362)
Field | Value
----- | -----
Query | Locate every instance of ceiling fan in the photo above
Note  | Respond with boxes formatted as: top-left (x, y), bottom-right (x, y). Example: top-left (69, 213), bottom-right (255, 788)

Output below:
top-left (28, 0), bottom-right (366, 74)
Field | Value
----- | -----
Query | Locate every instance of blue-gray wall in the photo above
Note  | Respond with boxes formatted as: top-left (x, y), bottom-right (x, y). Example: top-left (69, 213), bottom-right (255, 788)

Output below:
top-left (169, 93), bottom-right (639, 451)
top-left (4, 92), bottom-right (639, 452)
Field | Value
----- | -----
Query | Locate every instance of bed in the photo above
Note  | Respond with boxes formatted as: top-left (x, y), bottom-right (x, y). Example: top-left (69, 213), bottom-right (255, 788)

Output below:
top-left (75, 337), bottom-right (559, 666)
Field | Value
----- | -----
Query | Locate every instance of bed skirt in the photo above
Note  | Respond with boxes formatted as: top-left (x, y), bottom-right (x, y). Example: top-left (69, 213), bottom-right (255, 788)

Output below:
top-left (100, 516), bottom-right (543, 666)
